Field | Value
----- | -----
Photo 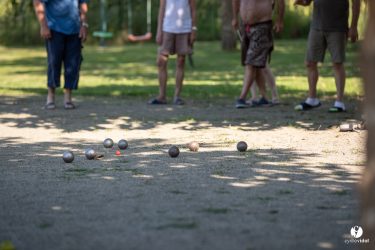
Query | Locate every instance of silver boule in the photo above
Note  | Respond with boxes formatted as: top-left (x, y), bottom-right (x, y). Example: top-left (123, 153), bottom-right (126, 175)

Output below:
top-left (62, 151), bottom-right (74, 163)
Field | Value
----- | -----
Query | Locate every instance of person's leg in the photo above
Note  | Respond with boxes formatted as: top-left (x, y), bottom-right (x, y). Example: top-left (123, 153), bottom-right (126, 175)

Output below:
top-left (240, 65), bottom-right (256, 100)
top-left (295, 29), bottom-right (325, 110)
top-left (157, 54), bottom-right (169, 102)
top-left (250, 82), bottom-right (258, 102)
top-left (63, 33), bottom-right (82, 106)
top-left (306, 61), bottom-right (319, 99)
top-left (333, 63), bottom-right (346, 102)
top-left (175, 54), bottom-right (186, 101)
top-left (255, 69), bottom-right (267, 100)
top-left (264, 65), bottom-right (279, 103)
top-left (327, 32), bottom-right (347, 111)
top-left (45, 30), bottom-right (64, 106)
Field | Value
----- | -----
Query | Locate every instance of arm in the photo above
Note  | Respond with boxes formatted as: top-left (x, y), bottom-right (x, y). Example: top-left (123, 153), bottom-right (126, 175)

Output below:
top-left (79, 2), bottom-right (89, 42)
top-left (33, 0), bottom-right (51, 39)
top-left (156, 0), bottom-right (166, 45)
top-left (232, 0), bottom-right (240, 30)
top-left (348, 0), bottom-right (360, 43)
top-left (189, 0), bottom-right (196, 45)
top-left (274, 0), bottom-right (285, 33)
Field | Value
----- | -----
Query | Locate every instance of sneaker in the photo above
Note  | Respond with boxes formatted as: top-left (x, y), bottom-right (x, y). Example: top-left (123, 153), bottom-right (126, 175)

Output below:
top-left (257, 97), bottom-right (270, 106)
top-left (148, 98), bottom-right (167, 105)
top-left (236, 99), bottom-right (248, 109)
top-left (329, 106), bottom-right (346, 113)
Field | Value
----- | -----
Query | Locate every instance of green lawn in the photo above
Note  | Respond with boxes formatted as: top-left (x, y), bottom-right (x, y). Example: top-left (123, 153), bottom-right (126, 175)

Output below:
top-left (0, 40), bottom-right (363, 100)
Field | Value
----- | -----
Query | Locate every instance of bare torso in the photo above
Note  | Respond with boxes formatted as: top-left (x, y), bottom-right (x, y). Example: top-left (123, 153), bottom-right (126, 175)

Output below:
top-left (240, 0), bottom-right (273, 25)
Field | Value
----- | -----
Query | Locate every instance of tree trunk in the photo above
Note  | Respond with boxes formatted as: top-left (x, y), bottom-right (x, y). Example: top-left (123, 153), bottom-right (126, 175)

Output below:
top-left (221, 0), bottom-right (236, 50)
top-left (361, 2), bottom-right (375, 249)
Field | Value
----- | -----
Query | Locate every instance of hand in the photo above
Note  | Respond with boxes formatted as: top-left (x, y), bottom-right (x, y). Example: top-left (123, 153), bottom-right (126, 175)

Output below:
top-left (189, 31), bottom-right (196, 46)
top-left (273, 20), bottom-right (284, 33)
top-left (232, 18), bottom-right (239, 31)
top-left (156, 32), bottom-right (163, 45)
top-left (40, 24), bottom-right (51, 40)
top-left (79, 26), bottom-right (88, 42)
top-left (348, 27), bottom-right (358, 43)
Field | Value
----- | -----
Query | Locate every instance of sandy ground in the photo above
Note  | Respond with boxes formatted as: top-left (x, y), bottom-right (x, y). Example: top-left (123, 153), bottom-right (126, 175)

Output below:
top-left (0, 95), bottom-right (368, 250)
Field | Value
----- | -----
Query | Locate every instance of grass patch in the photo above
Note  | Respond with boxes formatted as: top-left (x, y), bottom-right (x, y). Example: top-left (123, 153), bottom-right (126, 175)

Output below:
top-left (278, 189), bottom-right (293, 195)
top-left (0, 40), bottom-right (362, 101)
top-left (331, 190), bottom-right (350, 196)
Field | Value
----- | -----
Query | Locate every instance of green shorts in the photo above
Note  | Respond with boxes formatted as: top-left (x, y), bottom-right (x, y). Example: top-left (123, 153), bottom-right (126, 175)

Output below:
top-left (306, 29), bottom-right (347, 63)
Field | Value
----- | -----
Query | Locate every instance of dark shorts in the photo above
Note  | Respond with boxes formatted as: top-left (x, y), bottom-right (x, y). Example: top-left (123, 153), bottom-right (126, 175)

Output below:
top-left (241, 20), bottom-right (274, 68)
top-left (46, 30), bottom-right (82, 89)
top-left (158, 32), bottom-right (192, 56)
top-left (306, 28), bottom-right (346, 63)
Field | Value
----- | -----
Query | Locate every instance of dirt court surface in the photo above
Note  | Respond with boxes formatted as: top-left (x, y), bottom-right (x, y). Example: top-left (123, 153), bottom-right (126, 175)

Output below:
top-left (0, 96), bottom-right (367, 250)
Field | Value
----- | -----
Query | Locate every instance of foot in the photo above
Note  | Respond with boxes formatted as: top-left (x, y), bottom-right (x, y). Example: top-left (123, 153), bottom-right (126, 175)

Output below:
top-left (148, 98), bottom-right (167, 105)
top-left (295, 101), bottom-right (321, 111)
top-left (257, 97), bottom-right (270, 106)
top-left (173, 97), bottom-right (185, 105)
top-left (64, 102), bottom-right (76, 110)
top-left (236, 99), bottom-right (248, 109)
top-left (44, 102), bottom-right (56, 110)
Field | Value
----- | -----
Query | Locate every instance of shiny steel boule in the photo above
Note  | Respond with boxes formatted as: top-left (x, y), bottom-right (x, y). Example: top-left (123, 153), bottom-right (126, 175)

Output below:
top-left (103, 138), bottom-right (114, 148)
top-left (62, 151), bottom-right (74, 163)
top-left (118, 139), bottom-right (128, 150)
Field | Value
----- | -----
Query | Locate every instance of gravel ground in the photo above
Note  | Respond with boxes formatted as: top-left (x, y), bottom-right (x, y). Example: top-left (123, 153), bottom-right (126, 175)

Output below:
top-left (0, 96), bottom-right (367, 250)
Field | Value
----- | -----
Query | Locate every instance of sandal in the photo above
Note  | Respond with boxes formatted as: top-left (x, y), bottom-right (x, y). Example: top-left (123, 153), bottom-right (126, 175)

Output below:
top-left (294, 101), bottom-right (321, 111)
top-left (44, 102), bottom-right (56, 110)
top-left (173, 97), bottom-right (185, 105)
top-left (64, 102), bottom-right (76, 110)
top-left (148, 98), bottom-right (167, 105)
top-left (329, 106), bottom-right (346, 113)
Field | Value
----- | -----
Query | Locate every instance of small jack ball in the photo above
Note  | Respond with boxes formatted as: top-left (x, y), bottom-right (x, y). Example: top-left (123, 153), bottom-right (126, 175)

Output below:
top-left (187, 141), bottom-right (199, 152)
top-left (85, 148), bottom-right (96, 160)
top-left (62, 151), bottom-right (74, 163)
top-left (168, 146), bottom-right (180, 158)
top-left (103, 138), bottom-right (114, 148)
top-left (237, 141), bottom-right (248, 152)
top-left (115, 150), bottom-right (121, 156)
top-left (118, 139), bottom-right (128, 150)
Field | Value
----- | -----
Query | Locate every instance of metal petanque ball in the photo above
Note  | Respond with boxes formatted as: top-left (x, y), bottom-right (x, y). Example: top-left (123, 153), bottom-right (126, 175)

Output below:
top-left (62, 151), bottom-right (74, 163)
top-left (85, 148), bottom-right (96, 160)
top-left (103, 138), bottom-right (114, 148)
top-left (168, 146), bottom-right (180, 158)
top-left (118, 139), bottom-right (128, 150)
top-left (237, 141), bottom-right (248, 152)
top-left (187, 141), bottom-right (199, 152)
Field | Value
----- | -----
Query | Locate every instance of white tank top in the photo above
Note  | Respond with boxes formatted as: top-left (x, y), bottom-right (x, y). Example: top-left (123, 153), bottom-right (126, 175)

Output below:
top-left (163, 0), bottom-right (192, 33)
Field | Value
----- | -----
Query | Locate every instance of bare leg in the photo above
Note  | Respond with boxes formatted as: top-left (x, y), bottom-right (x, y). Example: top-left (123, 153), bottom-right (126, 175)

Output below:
top-left (264, 65), bottom-right (279, 102)
top-left (175, 55), bottom-right (186, 99)
top-left (157, 54), bottom-right (168, 102)
top-left (255, 69), bottom-right (267, 99)
top-left (64, 88), bottom-right (72, 103)
top-left (250, 82), bottom-right (258, 101)
top-left (306, 61), bottom-right (319, 98)
top-left (239, 65), bottom-right (256, 100)
top-left (47, 87), bottom-right (55, 104)
top-left (332, 63), bottom-right (346, 102)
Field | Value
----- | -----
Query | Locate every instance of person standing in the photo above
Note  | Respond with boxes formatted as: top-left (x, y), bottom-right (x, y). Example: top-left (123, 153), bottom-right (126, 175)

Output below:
top-left (149, 0), bottom-right (197, 105)
top-left (33, 0), bottom-right (89, 110)
top-left (232, 0), bottom-right (285, 109)
top-left (294, 0), bottom-right (360, 112)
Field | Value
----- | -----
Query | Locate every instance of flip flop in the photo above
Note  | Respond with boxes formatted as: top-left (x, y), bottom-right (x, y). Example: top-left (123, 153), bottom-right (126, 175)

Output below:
top-left (64, 102), bottom-right (76, 110)
top-left (294, 101), bottom-right (321, 111)
top-left (148, 98), bottom-right (167, 105)
top-left (44, 102), bottom-right (56, 110)
top-left (329, 106), bottom-right (346, 113)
